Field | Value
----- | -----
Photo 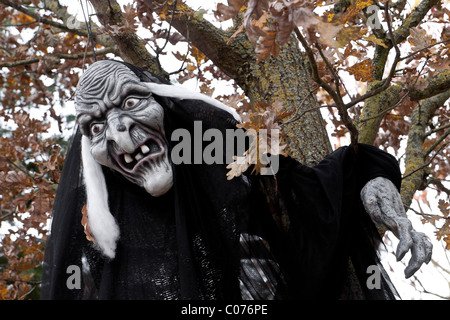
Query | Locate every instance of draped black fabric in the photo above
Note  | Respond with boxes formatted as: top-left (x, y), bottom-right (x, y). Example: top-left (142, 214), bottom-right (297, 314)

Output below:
top-left (41, 61), bottom-right (401, 300)
top-left (244, 145), bottom-right (401, 300)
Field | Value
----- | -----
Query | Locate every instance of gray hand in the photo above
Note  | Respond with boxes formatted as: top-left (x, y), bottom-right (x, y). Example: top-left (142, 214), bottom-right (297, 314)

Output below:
top-left (361, 177), bottom-right (433, 279)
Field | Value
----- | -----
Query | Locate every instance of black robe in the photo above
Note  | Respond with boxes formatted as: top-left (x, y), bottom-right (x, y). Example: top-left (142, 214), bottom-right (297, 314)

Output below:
top-left (41, 64), bottom-right (400, 300)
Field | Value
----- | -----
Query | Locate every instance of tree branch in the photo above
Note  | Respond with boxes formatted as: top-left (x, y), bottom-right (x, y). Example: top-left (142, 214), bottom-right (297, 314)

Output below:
top-left (88, 0), bottom-right (167, 79)
top-left (401, 39), bottom-right (450, 62)
top-left (315, 42), bottom-right (344, 106)
top-left (403, 141), bottom-right (448, 180)
top-left (0, 0), bottom-right (88, 37)
top-left (0, 277), bottom-right (42, 286)
top-left (312, 43), bottom-right (447, 113)
top-left (401, 91), bottom-right (450, 209)
top-left (408, 69), bottom-right (450, 101)
top-left (393, 0), bottom-right (441, 44)
top-left (371, 0), bottom-right (441, 80)
top-left (341, 2), bottom-right (403, 113)
top-left (293, 27), bottom-right (359, 148)
top-left (0, 58), bottom-right (39, 68)
top-left (0, 0), bottom-right (116, 49)
top-left (0, 48), bottom-right (114, 68)
top-left (359, 90), bottom-right (409, 123)
top-left (427, 177), bottom-right (450, 196)
top-left (315, 41), bottom-right (359, 148)
top-left (294, 28), bottom-right (341, 106)
top-left (141, 0), bottom-right (248, 81)
top-left (43, 0), bottom-right (115, 48)
top-left (424, 128), bottom-right (450, 157)
top-left (357, 66), bottom-right (449, 144)
top-left (412, 274), bottom-right (450, 300)
top-left (425, 123), bottom-right (450, 137)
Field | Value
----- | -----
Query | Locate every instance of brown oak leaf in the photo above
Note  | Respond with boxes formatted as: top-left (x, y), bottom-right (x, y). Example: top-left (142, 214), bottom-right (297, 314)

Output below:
top-left (347, 59), bottom-right (375, 82)
top-left (81, 205), bottom-right (95, 242)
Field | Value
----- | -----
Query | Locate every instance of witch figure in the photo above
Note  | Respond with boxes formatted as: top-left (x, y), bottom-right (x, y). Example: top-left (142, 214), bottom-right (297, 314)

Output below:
top-left (41, 60), bottom-right (432, 300)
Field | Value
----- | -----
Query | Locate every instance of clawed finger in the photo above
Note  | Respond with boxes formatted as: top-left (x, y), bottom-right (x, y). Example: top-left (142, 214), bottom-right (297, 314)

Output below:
top-left (405, 258), bottom-right (422, 279)
top-left (396, 223), bottom-right (413, 262)
top-left (404, 232), bottom-right (432, 279)
top-left (396, 237), bottom-right (412, 262)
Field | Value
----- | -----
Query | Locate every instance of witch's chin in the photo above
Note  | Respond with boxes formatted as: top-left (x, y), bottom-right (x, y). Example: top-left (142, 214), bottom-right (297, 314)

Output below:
top-left (141, 167), bottom-right (173, 197)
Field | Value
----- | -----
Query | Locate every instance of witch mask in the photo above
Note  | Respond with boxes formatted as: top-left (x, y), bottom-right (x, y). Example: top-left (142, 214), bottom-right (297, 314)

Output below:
top-left (75, 60), bottom-right (173, 197)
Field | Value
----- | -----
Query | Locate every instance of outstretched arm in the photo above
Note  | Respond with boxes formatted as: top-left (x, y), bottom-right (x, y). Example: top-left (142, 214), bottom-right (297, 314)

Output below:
top-left (361, 177), bottom-right (433, 279)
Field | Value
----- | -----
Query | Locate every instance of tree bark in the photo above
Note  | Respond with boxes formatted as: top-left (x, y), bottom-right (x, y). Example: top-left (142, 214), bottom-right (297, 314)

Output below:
top-left (358, 83), bottom-right (403, 145)
top-left (237, 36), bottom-right (333, 165)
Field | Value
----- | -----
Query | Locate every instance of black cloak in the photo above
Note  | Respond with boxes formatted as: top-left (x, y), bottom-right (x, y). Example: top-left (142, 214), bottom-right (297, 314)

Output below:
top-left (41, 62), bottom-right (400, 300)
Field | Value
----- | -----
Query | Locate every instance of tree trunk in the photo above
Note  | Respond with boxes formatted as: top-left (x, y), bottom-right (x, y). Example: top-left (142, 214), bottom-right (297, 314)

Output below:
top-left (236, 36), bottom-right (333, 165)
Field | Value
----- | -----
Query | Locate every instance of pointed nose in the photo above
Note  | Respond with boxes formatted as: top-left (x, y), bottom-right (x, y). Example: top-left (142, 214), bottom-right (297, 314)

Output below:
top-left (106, 112), bottom-right (135, 154)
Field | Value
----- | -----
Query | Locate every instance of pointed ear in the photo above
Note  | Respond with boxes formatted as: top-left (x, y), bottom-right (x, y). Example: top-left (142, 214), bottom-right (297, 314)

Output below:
top-left (81, 135), bottom-right (120, 259)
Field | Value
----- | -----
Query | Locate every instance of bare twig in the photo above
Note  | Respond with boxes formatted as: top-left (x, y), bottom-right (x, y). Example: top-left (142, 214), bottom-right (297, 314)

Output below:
top-left (403, 141), bottom-right (449, 179)
top-left (315, 42), bottom-right (345, 105)
top-left (425, 123), bottom-right (450, 137)
top-left (0, 20), bottom-right (39, 28)
top-left (156, 0), bottom-right (178, 56)
top-left (360, 53), bottom-right (430, 124)
top-left (18, 286), bottom-right (37, 300)
top-left (385, 3), bottom-right (400, 56)
top-left (80, 0), bottom-right (97, 61)
top-left (0, 48), bottom-right (115, 68)
top-left (412, 275), bottom-right (450, 300)
top-left (0, 212), bottom-right (14, 221)
top-left (0, 0), bottom-right (89, 37)
top-left (427, 177), bottom-right (450, 195)
top-left (347, 4), bottom-right (402, 109)
top-left (413, 56), bottom-right (430, 87)
top-left (169, 28), bottom-right (191, 76)
top-left (295, 27), bottom-right (359, 148)
top-left (281, 86), bottom-right (321, 125)
top-left (424, 128), bottom-right (450, 157)
top-left (0, 58), bottom-right (40, 68)
top-left (294, 28), bottom-right (341, 106)
top-left (359, 90), bottom-right (409, 123)
top-left (0, 277), bottom-right (42, 286)
top-left (401, 39), bottom-right (450, 62)
top-left (154, 1), bottom-right (178, 73)
top-left (315, 42), bottom-right (359, 148)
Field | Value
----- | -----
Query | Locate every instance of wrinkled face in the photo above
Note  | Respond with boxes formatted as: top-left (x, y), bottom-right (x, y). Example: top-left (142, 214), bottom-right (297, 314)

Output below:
top-left (75, 60), bottom-right (173, 196)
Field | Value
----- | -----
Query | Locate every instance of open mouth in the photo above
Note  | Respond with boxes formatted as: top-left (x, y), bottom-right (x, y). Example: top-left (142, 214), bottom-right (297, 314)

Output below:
top-left (115, 137), bottom-right (165, 173)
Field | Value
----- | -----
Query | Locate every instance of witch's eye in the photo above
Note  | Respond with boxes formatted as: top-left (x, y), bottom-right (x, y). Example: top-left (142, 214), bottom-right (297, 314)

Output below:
top-left (123, 97), bottom-right (140, 110)
top-left (90, 123), bottom-right (104, 136)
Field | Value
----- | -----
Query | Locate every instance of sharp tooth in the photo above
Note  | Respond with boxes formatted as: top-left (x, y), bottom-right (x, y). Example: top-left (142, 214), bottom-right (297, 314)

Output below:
top-left (124, 154), bottom-right (133, 164)
top-left (135, 153), bottom-right (144, 161)
top-left (141, 145), bottom-right (150, 154)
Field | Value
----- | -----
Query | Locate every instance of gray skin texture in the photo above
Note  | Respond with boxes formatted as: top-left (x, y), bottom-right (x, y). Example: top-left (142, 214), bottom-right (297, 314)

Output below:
top-left (361, 177), bottom-right (433, 278)
top-left (75, 60), bottom-right (173, 197)
top-left (76, 60), bottom-right (432, 279)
